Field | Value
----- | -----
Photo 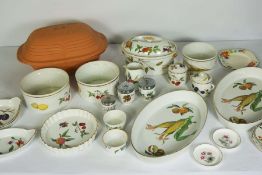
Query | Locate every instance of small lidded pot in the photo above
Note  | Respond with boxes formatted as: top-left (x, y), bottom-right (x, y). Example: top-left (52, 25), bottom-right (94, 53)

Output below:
top-left (138, 78), bottom-right (156, 100)
top-left (191, 72), bottom-right (215, 97)
top-left (117, 81), bottom-right (135, 104)
top-left (168, 63), bottom-right (188, 87)
top-left (101, 95), bottom-right (116, 111)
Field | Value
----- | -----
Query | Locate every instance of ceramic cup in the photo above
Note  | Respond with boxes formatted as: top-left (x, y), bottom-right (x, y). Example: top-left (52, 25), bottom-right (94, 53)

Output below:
top-left (182, 42), bottom-right (217, 71)
top-left (103, 110), bottom-right (127, 130)
top-left (117, 81), bottom-right (135, 105)
top-left (75, 61), bottom-right (119, 102)
top-left (20, 68), bottom-right (70, 113)
top-left (102, 129), bottom-right (128, 154)
top-left (191, 72), bottom-right (215, 97)
top-left (138, 78), bottom-right (156, 100)
top-left (168, 63), bottom-right (188, 87)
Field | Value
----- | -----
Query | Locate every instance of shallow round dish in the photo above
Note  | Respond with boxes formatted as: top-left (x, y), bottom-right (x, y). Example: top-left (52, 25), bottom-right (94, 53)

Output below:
top-left (193, 143), bottom-right (223, 166)
top-left (218, 49), bottom-right (259, 69)
top-left (182, 42), bottom-right (217, 71)
top-left (0, 128), bottom-right (36, 158)
top-left (20, 68), bottom-right (71, 113)
top-left (75, 61), bottom-right (119, 101)
top-left (213, 67), bottom-right (262, 130)
top-left (212, 128), bottom-right (241, 149)
top-left (254, 124), bottom-right (262, 144)
top-left (0, 97), bottom-right (21, 129)
top-left (131, 90), bottom-right (207, 162)
top-left (103, 110), bottom-right (127, 130)
top-left (102, 129), bottom-right (128, 154)
top-left (40, 109), bottom-right (98, 153)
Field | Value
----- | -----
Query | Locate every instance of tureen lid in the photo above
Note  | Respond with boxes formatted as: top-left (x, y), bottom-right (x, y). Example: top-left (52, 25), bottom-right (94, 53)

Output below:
top-left (138, 77), bottom-right (156, 90)
top-left (118, 81), bottom-right (135, 94)
top-left (122, 35), bottom-right (176, 58)
top-left (101, 95), bottom-right (116, 106)
top-left (191, 72), bottom-right (212, 84)
top-left (168, 63), bottom-right (188, 73)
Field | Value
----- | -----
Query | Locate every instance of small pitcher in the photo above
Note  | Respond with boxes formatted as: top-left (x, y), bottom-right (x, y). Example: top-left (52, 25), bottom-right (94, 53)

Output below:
top-left (191, 72), bottom-right (215, 97)
top-left (124, 62), bottom-right (145, 83)
top-left (168, 63), bottom-right (188, 87)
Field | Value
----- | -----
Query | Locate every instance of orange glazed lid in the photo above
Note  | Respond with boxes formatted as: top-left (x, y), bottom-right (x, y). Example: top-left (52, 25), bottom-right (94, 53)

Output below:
top-left (17, 22), bottom-right (107, 63)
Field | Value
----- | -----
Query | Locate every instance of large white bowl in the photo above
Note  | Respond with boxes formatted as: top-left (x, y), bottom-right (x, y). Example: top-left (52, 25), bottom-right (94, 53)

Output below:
top-left (75, 61), bottom-right (119, 101)
top-left (131, 90), bottom-right (207, 162)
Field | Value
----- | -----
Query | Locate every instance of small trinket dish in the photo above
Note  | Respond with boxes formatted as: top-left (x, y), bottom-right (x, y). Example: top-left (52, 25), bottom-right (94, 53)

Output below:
top-left (168, 63), bottom-right (188, 87)
top-left (218, 49), bottom-right (259, 69)
top-left (254, 124), bottom-right (262, 144)
top-left (0, 128), bottom-right (36, 158)
top-left (101, 95), bottom-right (116, 111)
top-left (138, 77), bottom-right (156, 100)
top-left (103, 110), bottom-right (127, 130)
top-left (0, 97), bottom-right (21, 129)
top-left (191, 72), bottom-right (215, 97)
top-left (117, 81), bottom-right (135, 105)
top-left (212, 128), bottom-right (241, 149)
top-left (102, 129), bottom-right (128, 154)
top-left (248, 123), bottom-right (262, 151)
top-left (40, 109), bottom-right (98, 153)
top-left (193, 143), bottom-right (223, 166)
top-left (20, 68), bottom-right (71, 113)
top-left (182, 42), bottom-right (217, 71)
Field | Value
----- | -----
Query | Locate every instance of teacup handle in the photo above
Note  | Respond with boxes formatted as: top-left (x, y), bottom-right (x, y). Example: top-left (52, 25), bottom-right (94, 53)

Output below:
top-left (210, 84), bottom-right (215, 91)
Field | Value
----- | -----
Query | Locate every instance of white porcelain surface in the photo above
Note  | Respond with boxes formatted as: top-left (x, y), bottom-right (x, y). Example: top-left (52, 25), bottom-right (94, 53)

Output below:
top-left (213, 67), bottom-right (262, 131)
top-left (75, 61), bottom-right (120, 101)
top-left (0, 128), bottom-right (36, 157)
top-left (212, 128), bottom-right (241, 149)
top-left (40, 109), bottom-right (98, 153)
top-left (182, 42), bottom-right (217, 71)
top-left (20, 68), bottom-right (70, 113)
top-left (122, 35), bottom-right (177, 75)
top-left (103, 129), bottom-right (128, 154)
top-left (193, 143), bottom-right (223, 166)
top-left (103, 110), bottom-right (127, 130)
top-left (0, 97), bottom-right (21, 129)
top-left (124, 62), bottom-right (145, 83)
top-left (218, 49), bottom-right (259, 69)
top-left (131, 90), bottom-right (207, 161)
top-left (168, 63), bottom-right (188, 87)
top-left (254, 124), bottom-right (262, 144)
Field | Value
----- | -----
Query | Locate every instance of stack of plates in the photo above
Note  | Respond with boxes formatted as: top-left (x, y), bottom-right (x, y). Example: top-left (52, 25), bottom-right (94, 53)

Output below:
top-left (249, 123), bottom-right (262, 151)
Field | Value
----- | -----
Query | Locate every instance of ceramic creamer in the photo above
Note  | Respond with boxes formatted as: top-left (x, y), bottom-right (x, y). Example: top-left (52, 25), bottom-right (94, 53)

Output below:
top-left (191, 72), bottom-right (215, 97)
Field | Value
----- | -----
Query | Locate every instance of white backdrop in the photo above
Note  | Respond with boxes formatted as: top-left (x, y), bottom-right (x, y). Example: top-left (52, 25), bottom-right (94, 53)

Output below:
top-left (0, 0), bottom-right (262, 46)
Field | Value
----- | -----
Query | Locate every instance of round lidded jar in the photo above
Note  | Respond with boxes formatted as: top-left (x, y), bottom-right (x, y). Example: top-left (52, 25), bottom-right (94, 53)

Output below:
top-left (138, 78), bottom-right (156, 100)
top-left (117, 81), bottom-right (135, 104)
top-left (168, 63), bottom-right (188, 87)
top-left (101, 95), bottom-right (116, 111)
top-left (168, 63), bottom-right (188, 74)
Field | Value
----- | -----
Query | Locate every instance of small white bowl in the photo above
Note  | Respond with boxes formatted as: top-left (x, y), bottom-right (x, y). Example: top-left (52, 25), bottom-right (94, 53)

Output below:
top-left (212, 128), bottom-right (241, 149)
top-left (75, 61), bottom-right (119, 102)
top-left (182, 42), bottom-right (217, 71)
top-left (103, 110), bottom-right (127, 130)
top-left (102, 129), bottom-right (128, 154)
top-left (193, 143), bottom-right (223, 166)
top-left (20, 68), bottom-right (70, 113)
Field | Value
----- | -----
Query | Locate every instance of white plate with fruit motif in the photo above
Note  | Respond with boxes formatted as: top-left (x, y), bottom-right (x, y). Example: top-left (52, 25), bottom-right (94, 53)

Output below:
top-left (0, 97), bottom-right (21, 129)
top-left (0, 128), bottom-right (36, 158)
top-left (131, 90), bottom-right (207, 162)
top-left (40, 109), bottom-right (98, 153)
top-left (218, 49), bottom-right (259, 69)
top-left (214, 67), bottom-right (262, 130)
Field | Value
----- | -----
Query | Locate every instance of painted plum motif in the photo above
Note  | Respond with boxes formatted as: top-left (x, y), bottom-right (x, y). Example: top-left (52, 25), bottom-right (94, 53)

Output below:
top-left (167, 103), bottom-right (193, 115)
top-left (59, 91), bottom-right (70, 104)
top-left (233, 79), bottom-right (256, 90)
top-left (0, 108), bottom-right (14, 125)
top-left (51, 129), bottom-right (74, 148)
top-left (88, 90), bottom-right (109, 100)
top-left (0, 137), bottom-right (25, 154)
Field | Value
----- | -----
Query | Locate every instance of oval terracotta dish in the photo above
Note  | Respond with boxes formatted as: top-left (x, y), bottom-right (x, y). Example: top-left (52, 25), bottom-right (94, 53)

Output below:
top-left (17, 22), bottom-right (107, 71)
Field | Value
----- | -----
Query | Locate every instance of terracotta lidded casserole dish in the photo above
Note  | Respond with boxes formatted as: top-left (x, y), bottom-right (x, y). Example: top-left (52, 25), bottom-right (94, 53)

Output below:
top-left (17, 22), bottom-right (107, 71)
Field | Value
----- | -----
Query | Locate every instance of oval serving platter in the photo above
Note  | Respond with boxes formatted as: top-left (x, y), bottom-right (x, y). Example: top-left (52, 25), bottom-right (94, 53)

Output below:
top-left (131, 90), bottom-right (207, 161)
top-left (214, 67), bottom-right (262, 130)
top-left (0, 128), bottom-right (36, 157)
top-left (0, 97), bottom-right (21, 129)
top-left (218, 48), bottom-right (259, 69)
top-left (40, 109), bottom-right (98, 153)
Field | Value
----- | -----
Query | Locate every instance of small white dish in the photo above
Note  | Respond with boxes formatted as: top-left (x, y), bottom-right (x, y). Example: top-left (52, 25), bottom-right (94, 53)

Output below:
top-left (0, 128), bottom-right (36, 157)
top-left (212, 128), bottom-right (241, 149)
top-left (0, 97), bottom-right (21, 129)
top-left (40, 109), bottom-right (98, 153)
top-left (193, 143), bottom-right (223, 166)
top-left (103, 110), bottom-right (127, 130)
top-left (218, 49), bottom-right (259, 69)
top-left (254, 124), bottom-right (262, 144)
top-left (102, 129), bottom-right (128, 154)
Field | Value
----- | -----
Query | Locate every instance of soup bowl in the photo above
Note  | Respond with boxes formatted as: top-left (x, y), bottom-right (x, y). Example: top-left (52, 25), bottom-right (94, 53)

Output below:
top-left (20, 68), bottom-right (70, 113)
